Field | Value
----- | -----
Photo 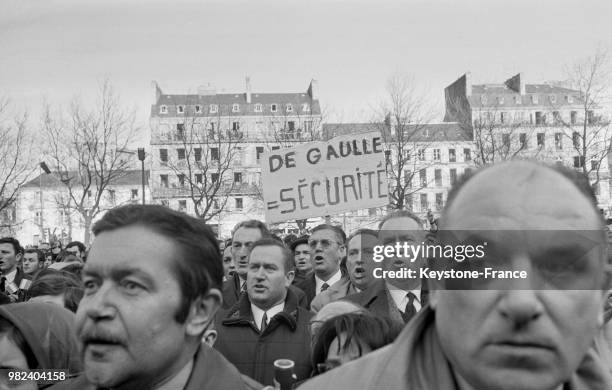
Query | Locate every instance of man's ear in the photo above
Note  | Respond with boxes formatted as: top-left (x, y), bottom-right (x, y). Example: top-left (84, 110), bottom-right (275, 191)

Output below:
top-left (202, 329), bottom-right (217, 347)
top-left (185, 288), bottom-right (221, 337)
top-left (285, 270), bottom-right (295, 287)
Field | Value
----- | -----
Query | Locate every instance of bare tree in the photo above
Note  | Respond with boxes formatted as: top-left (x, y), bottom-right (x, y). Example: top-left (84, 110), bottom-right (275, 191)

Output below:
top-left (164, 104), bottom-right (244, 222)
top-left (43, 80), bottom-right (139, 244)
top-left (0, 98), bottom-right (35, 228)
top-left (373, 74), bottom-right (437, 210)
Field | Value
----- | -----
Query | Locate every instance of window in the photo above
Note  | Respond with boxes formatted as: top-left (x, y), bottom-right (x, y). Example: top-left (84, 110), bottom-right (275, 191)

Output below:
top-left (178, 200), bottom-right (187, 211)
top-left (571, 111), bottom-right (577, 124)
top-left (195, 174), bottom-right (203, 184)
top-left (177, 148), bottom-right (186, 160)
top-left (107, 189), bottom-right (116, 204)
top-left (519, 133), bottom-right (527, 148)
top-left (194, 148), bottom-right (202, 162)
top-left (160, 175), bottom-right (169, 188)
top-left (591, 160), bottom-right (599, 170)
top-left (159, 148), bottom-right (168, 163)
top-left (573, 156), bottom-right (585, 168)
top-left (234, 172), bottom-right (242, 184)
top-left (177, 105), bottom-right (184, 114)
top-left (211, 147), bottom-right (219, 161)
top-left (448, 149), bottom-right (456, 163)
top-left (286, 104), bottom-right (293, 112)
top-left (535, 111), bottom-right (546, 125)
top-left (256, 146), bottom-right (264, 161)
top-left (567, 95), bottom-right (574, 103)
top-left (210, 104), bottom-right (218, 114)
top-left (433, 149), bottom-right (441, 161)
top-left (213, 198), bottom-right (219, 209)
top-left (419, 169), bottom-right (427, 187)
top-left (515, 96), bottom-right (521, 105)
top-left (550, 95), bottom-right (557, 103)
top-left (420, 194), bottom-right (428, 211)
top-left (211, 173), bottom-right (219, 183)
top-left (480, 95), bottom-right (487, 105)
top-left (304, 120), bottom-right (313, 133)
top-left (405, 150), bottom-right (411, 161)
top-left (587, 110), bottom-right (595, 124)
top-left (404, 170), bottom-right (412, 187)
top-left (502, 134), bottom-right (510, 149)
top-left (271, 104), bottom-right (278, 112)
top-left (405, 194), bottom-right (413, 211)
top-left (532, 95), bottom-right (539, 104)
top-left (554, 133), bottom-right (563, 150)
top-left (131, 189), bottom-right (138, 199)
top-left (272, 146), bottom-right (280, 150)
top-left (235, 197), bottom-right (243, 210)
top-left (418, 149), bottom-right (426, 161)
top-left (161, 200), bottom-right (169, 207)
top-left (450, 168), bottom-right (457, 185)
top-left (464, 148), bottom-right (471, 162)
top-left (572, 132), bottom-right (581, 148)
top-left (497, 96), bottom-right (505, 104)
top-left (500, 112), bottom-right (506, 124)
top-left (302, 103), bottom-right (310, 112)
top-left (160, 105), bottom-right (167, 114)
top-left (593, 182), bottom-right (600, 196)
top-left (553, 111), bottom-right (561, 124)
top-left (435, 169), bottom-right (442, 187)
top-left (287, 121), bottom-right (295, 131)
top-left (195, 105), bottom-right (202, 114)
top-left (537, 133), bottom-right (545, 148)
top-left (232, 121), bottom-right (240, 131)
top-left (435, 193), bottom-right (444, 211)
top-left (254, 103), bottom-right (262, 112)
top-left (177, 174), bottom-right (185, 187)
top-left (232, 104), bottom-right (240, 113)
top-left (176, 123), bottom-right (185, 139)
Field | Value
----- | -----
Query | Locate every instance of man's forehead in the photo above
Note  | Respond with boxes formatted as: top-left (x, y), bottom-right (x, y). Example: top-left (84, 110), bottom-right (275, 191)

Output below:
top-left (233, 227), bottom-right (262, 241)
top-left (294, 243), bottom-right (309, 251)
top-left (0, 243), bottom-right (14, 252)
top-left (250, 245), bottom-right (283, 262)
top-left (312, 229), bottom-right (339, 240)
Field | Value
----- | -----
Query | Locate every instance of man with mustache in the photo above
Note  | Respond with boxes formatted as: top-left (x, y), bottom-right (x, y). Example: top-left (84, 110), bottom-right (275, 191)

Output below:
top-left (298, 161), bottom-right (612, 390)
top-left (49, 204), bottom-right (254, 390)
top-left (310, 229), bottom-right (378, 313)
top-left (215, 238), bottom-right (313, 386)
top-left (343, 211), bottom-right (428, 325)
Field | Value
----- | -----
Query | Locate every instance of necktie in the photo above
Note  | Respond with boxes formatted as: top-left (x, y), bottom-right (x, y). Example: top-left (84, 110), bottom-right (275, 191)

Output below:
top-left (401, 292), bottom-right (417, 323)
top-left (0, 276), bottom-right (5, 293)
top-left (260, 312), bottom-right (268, 332)
top-left (321, 283), bottom-right (330, 293)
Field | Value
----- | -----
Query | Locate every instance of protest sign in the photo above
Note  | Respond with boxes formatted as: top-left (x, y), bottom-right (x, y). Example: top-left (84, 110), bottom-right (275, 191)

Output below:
top-left (261, 132), bottom-right (388, 223)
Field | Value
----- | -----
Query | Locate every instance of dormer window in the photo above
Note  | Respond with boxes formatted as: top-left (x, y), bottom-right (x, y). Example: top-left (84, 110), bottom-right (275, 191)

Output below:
top-left (531, 95), bottom-right (539, 104)
top-left (514, 96), bottom-right (521, 104)
top-left (301, 103), bottom-right (310, 112)
top-left (271, 104), bottom-right (278, 113)
top-left (497, 96), bottom-right (504, 104)
top-left (286, 104), bottom-right (293, 112)
top-left (160, 105), bottom-right (167, 114)
top-left (480, 95), bottom-right (487, 105)
top-left (549, 95), bottom-right (557, 103)
top-left (566, 95), bottom-right (574, 103)
top-left (232, 104), bottom-right (240, 112)
top-left (254, 103), bottom-right (263, 112)
top-left (209, 104), bottom-right (218, 114)
top-left (177, 105), bottom-right (185, 114)
top-left (195, 105), bottom-right (202, 114)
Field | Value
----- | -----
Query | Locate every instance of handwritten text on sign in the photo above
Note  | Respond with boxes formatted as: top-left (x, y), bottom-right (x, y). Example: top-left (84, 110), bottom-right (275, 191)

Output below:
top-left (261, 132), bottom-right (388, 223)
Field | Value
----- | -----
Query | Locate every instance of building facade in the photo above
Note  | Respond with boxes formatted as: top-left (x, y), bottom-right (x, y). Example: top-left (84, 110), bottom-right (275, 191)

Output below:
top-left (444, 72), bottom-right (611, 213)
top-left (149, 79), bottom-right (322, 238)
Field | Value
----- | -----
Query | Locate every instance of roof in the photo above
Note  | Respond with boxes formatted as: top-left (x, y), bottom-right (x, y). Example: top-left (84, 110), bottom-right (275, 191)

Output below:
top-left (23, 170), bottom-right (150, 189)
top-left (151, 92), bottom-right (321, 117)
top-left (469, 83), bottom-right (584, 108)
top-left (323, 122), bottom-right (471, 142)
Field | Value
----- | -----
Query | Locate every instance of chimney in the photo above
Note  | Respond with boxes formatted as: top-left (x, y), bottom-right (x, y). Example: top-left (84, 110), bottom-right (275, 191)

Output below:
top-left (307, 79), bottom-right (318, 100)
top-left (152, 81), bottom-right (162, 102)
top-left (464, 72), bottom-right (472, 97)
top-left (245, 76), bottom-right (251, 103)
top-left (505, 73), bottom-right (525, 95)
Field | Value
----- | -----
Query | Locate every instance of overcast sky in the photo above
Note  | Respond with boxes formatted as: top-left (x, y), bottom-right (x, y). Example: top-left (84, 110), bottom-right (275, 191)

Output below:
top-left (1, 0), bottom-right (611, 131)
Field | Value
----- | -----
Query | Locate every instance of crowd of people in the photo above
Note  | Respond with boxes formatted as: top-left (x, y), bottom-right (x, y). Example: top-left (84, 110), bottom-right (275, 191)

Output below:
top-left (1, 160), bottom-right (612, 389)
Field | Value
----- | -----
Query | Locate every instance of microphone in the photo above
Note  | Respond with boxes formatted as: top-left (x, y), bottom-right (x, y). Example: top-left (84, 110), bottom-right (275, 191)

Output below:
top-left (273, 359), bottom-right (297, 390)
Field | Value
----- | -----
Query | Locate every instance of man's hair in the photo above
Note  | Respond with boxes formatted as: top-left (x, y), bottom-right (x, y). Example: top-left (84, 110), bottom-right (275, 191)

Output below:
top-left (29, 271), bottom-right (84, 313)
top-left (65, 241), bottom-right (86, 254)
top-left (444, 161), bottom-right (601, 219)
top-left (311, 312), bottom-right (402, 374)
top-left (0, 237), bottom-right (23, 255)
top-left (378, 210), bottom-right (422, 231)
top-left (347, 229), bottom-right (378, 243)
top-left (249, 238), bottom-right (295, 273)
top-left (24, 249), bottom-right (44, 263)
top-left (231, 219), bottom-right (270, 240)
top-left (92, 204), bottom-right (223, 323)
top-left (311, 224), bottom-right (346, 244)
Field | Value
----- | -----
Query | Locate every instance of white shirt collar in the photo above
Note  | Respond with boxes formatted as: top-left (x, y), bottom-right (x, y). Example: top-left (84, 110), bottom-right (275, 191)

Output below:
top-left (386, 282), bottom-right (422, 313)
top-left (315, 269), bottom-right (342, 295)
top-left (251, 301), bottom-right (285, 331)
top-left (4, 268), bottom-right (17, 284)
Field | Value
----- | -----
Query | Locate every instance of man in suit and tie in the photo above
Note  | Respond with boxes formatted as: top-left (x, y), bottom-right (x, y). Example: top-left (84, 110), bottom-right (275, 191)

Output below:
top-left (295, 224), bottom-right (346, 308)
top-left (0, 237), bottom-right (29, 301)
top-left (344, 211), bottom-right (427, 325)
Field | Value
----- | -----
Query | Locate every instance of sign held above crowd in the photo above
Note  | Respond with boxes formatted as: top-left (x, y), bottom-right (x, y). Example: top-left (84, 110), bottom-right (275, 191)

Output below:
top-left (261, 132), bottom-right (388, 223)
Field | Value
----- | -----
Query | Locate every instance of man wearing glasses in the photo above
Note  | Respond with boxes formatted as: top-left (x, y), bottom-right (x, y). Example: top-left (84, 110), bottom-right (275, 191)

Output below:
top-left (295, 224), bottom-right (346, 308)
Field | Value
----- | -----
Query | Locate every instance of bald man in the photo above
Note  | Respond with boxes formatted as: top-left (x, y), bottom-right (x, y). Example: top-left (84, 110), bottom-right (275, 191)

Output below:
top-left (298, 161), bottom-right (612, 390)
